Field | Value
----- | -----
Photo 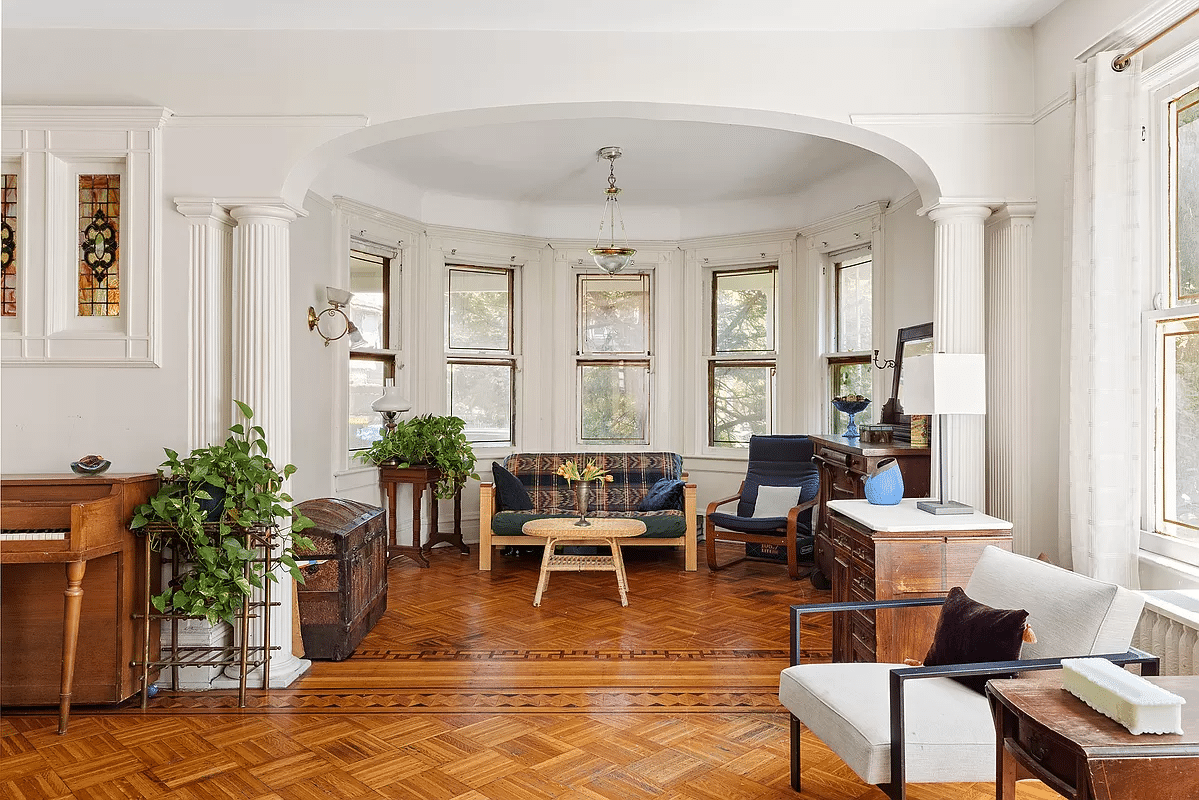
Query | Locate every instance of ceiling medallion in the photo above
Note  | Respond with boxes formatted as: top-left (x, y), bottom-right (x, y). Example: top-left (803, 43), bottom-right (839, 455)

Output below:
top-left (588, 146), bottom-right (636, 274)
top-left (82, 209), bottom-right (117, 283)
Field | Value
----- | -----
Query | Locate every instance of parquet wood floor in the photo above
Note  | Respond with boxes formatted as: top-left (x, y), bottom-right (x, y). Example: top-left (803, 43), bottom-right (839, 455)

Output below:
top-left (2, 542), bottom-right (1059, 799)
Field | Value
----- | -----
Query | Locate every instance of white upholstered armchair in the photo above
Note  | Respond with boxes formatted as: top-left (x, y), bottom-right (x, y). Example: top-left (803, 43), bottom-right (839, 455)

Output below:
top-left (779, 546), bottom-right (1156, 799)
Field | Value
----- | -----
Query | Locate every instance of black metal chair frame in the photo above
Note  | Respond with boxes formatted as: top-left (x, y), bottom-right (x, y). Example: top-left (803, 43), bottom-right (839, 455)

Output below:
top-left (786, 597), bottom-right (1160, 800)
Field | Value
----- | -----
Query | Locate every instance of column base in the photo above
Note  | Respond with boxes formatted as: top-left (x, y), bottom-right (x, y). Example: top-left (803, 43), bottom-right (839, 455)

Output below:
top-left (213, 655), bottom-right (311, 689)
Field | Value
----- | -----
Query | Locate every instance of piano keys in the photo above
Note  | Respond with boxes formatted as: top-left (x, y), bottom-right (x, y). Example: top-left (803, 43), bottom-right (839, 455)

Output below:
top-left (1, 472), bottom-right (159, 733)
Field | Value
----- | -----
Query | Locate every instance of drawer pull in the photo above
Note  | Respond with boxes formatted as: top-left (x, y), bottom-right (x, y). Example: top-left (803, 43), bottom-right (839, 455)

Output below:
top-left (853, 576), bottom-right (873, 594)
top-left (852, 547), bottom-right (872, 562)
top-left (833, 537), bottom-right (849, 549)
top-left (1026, 732), bottom-right (1048, 762)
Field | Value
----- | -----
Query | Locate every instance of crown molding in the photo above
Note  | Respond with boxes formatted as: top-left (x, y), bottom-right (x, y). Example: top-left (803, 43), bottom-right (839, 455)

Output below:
top-left (167, 114), bottom-right (369, 128)
top-left (304, 190), bottom-right (336, 212)
top-left (677, 228), bottom-right (799, 250)
top-left (2, 105), bottom-right (173, 129)
top-left (332, 195), bottom-right (424, 236)
top-left (1077, 0), bottom-right (1198, 62)
top-left (1141, 36), bottom-right (1199, 89)
top-left (850, 112), bottom-right (1033, 126)
top-left (797, 200), bottom-right (888, 238)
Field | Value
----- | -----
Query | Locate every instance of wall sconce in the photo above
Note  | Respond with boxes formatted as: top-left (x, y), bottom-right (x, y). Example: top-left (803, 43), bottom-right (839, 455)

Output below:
top-left (307, 287), bottom-right (365, 347)
top-left (371, 376), bottom-right (411, 433)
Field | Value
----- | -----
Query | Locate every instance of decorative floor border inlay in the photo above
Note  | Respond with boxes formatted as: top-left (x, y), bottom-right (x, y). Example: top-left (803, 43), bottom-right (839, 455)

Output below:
top-left (349, 647), bottom-right (814, 661)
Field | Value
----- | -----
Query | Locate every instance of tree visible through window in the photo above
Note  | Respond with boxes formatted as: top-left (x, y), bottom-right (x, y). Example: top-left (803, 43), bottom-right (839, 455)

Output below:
top-left (710, 267), bottom-right (776, 446)
top-left (347, 250), bottom-right (393, 454)
top-left (577, 274), bottom-right (650, 444)
top-left (447, 266), bottom-right (515, 446)
top-left (828, 250), bottom-right (872, 435)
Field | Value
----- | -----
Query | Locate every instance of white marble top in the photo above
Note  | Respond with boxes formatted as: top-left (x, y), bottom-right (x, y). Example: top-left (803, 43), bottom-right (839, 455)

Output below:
top-left (827, 498), bottom-right (1013, 532)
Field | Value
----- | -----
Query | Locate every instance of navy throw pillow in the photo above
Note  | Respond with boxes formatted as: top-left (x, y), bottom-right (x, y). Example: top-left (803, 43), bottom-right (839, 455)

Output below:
top-left (491, 462), bottom-right (533, 511)
top-left (637, 478), bottom-right (685, 511)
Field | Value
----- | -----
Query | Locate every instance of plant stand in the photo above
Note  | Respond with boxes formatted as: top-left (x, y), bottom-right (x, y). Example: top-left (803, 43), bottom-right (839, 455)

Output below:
top-left (132, 524), bottom-right (277, 708)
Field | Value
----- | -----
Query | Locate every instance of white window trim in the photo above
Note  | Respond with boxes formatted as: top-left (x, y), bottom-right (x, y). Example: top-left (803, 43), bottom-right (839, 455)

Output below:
top-left (1139, 49), bottom-right (1199, 571)
top-left (574, 270), bottom-right (654, 448)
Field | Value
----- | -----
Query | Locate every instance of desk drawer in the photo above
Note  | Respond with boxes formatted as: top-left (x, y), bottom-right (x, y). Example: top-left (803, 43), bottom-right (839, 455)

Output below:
top-left (1013, 716), bottom-right (1076, 792)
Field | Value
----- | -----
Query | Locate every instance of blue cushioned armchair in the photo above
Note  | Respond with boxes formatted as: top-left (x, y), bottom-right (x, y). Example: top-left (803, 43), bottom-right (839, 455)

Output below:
top-left (705, 435), bottom-right (820, 580)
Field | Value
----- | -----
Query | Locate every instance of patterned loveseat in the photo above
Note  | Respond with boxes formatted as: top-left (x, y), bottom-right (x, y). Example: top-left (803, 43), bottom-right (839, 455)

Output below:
top-left (478, 452), bottom-right (697, 571)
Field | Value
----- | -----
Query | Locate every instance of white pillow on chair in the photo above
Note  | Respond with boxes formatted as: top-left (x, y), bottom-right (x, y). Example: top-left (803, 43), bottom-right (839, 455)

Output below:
top-left (752, 485), bottom-right (799, 518)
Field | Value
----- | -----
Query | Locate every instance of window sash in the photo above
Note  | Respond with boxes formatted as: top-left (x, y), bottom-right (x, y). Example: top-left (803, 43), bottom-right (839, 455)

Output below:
top-left (834, 253), bottom-right (872, 353)
top-left (446, 265), bottom-right (513, 353)
top-left (711, 267), bottom-right (777, 354)
top-left (1171, 84), bottom-right (1199, 307)
top-left (708, 360), bottom-right (775, 447)
top-left (348, 353), bottom-right (395, 453)
top-left (577, 359), bottom-right (650, 445)
top-left (828, 355), bottom-right (871, 436)
top-left (577, 273), bottom-right (651, 356)
top-left (1155, 314), bottom-right (1199, 539)
top-left (448, 358), bottom-right (516, 446)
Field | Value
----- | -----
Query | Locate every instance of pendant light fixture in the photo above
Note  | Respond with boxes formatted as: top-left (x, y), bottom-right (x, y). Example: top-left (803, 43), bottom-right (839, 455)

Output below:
top-left (588, 146), bottom-right (636, 274)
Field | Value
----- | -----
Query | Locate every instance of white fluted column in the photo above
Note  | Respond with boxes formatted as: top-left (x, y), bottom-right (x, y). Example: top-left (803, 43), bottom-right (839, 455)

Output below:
top-left (986, 204), bottom-right (1035, 552)
top-left (222, 202), bottom-right (309, 688)
top-left (928, 204), bottom-right (991, 510)
top-left (175, 200), bottom-right (235, 450)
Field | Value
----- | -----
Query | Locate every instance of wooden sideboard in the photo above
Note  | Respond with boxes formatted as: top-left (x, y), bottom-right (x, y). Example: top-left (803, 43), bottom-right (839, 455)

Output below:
top-left (826, 499), bottom-right (1013, 664)
top-left (810, 434), bottom-right (930, 584)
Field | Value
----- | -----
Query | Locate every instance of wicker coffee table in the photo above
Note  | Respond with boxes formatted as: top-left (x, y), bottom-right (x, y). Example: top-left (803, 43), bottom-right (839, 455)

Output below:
top-left (522, 517), bottom-right (647, 607)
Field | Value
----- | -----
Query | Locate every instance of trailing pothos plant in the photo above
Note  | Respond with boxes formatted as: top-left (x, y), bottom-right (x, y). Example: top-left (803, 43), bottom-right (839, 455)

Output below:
top-left (355, 413), bottom-right (479, 499)
top-left (130, 400), bottom-right (315, 626)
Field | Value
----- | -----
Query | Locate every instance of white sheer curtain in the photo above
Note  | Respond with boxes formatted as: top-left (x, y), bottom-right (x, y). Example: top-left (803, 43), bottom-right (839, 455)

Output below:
top-left (1061, 52), bottom-right (1146, 585)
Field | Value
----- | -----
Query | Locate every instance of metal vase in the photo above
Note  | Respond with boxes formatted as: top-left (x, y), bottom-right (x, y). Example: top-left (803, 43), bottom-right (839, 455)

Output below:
top-left (573, 480), bottom-right (593, 527)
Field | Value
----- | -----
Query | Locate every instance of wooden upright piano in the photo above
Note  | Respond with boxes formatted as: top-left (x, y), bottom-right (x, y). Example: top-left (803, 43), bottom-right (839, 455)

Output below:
top-left (1, 472), bottom-right (158, 733)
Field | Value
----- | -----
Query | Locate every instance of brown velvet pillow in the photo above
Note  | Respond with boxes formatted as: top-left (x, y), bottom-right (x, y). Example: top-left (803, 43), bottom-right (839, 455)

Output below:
top-left (922, 586), bottom-right (1029, 694)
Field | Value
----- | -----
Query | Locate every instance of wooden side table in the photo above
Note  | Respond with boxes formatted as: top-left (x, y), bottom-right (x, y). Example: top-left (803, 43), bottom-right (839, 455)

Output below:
top-left (379, 465), bottom-right (467, 568)
top-left (522, 518), bottom-right (647, 607)
top-left (988, 670), bottom-right (1199, 800)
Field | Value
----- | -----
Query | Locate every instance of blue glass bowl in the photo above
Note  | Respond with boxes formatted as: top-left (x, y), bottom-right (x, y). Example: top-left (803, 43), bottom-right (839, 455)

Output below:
top-left (831, 398), bottom-right (871, 415)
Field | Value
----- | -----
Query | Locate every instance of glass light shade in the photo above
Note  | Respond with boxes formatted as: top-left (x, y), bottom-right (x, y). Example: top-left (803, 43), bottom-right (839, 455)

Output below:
top-left (325, 286), bottom-right (353, 307)
top-left (371, 385), bottom-right (411, 414)
top-left (589, 247), bottom-right (636, 274)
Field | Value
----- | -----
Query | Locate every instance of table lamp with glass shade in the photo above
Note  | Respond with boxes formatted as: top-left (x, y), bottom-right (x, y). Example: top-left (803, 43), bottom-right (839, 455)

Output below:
top-left (902, 352), bottom-right (987, 514)
top-left (371, 379), bottom-right (411, 434)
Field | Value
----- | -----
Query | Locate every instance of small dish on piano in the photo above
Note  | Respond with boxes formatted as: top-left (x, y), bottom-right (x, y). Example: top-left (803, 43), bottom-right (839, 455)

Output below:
top-left (70, 455), bottom-right (111, 475)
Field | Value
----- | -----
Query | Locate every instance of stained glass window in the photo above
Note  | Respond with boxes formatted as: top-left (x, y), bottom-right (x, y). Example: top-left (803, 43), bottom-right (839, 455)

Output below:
top-left (2, 173), bottom-right (16, 317)
top-left (78, 174), bottom-right (120, 317)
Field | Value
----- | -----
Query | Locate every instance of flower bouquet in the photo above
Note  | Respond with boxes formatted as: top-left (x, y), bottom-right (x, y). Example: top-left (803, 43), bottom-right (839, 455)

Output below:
top-left (556, 460), bottom-right (613, 526)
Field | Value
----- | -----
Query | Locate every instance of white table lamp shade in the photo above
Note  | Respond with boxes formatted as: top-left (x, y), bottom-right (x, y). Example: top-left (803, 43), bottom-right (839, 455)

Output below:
top-left (371, 386), bottom-right (411, 414)
top-left (903, 353), bottom-right (986, 416)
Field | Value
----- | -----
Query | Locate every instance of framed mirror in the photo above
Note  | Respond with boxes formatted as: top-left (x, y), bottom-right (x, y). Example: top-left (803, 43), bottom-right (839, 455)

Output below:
top-left (880, 322), bottom-right (934, 437)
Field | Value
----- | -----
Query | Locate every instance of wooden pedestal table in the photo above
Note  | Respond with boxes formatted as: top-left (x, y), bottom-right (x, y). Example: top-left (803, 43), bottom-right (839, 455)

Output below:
top-left (379, 465), bottom-right (466, 568)
top-left (522, 518), bottom-right (647, 607)
top-left (988, 670), bottom-right (1199, 800)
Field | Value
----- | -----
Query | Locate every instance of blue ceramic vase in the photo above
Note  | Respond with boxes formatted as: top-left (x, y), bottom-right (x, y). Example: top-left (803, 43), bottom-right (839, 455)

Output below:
top-left (863, 457), bottom-right (904, 505)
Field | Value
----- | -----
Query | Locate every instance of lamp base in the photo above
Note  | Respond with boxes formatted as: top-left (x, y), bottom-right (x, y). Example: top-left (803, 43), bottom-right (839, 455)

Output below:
top-left (916, 499), bottom-right (974, 515)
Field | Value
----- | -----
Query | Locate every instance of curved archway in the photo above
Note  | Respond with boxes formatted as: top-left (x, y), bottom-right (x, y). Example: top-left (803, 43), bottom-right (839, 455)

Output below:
top-left (282, 101), bottom-right (940, 210)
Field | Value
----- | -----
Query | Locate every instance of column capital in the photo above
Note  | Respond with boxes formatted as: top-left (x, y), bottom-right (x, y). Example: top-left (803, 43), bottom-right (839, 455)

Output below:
top-left (229, 203), bottom-right (300, 224)
top-left (173, 198), bottom-right (234, 225)
top-left (989, 202), bottom-right (1038, 224)
top-left (926, 203), bottom-right (993, 224)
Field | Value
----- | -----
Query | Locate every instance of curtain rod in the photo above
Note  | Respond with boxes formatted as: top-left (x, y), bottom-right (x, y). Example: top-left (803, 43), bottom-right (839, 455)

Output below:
top-left (1112, 6), bottom-right (1199, 71)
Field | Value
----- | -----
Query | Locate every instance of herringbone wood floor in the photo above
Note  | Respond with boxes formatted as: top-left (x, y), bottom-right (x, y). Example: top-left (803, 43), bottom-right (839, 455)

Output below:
top-left (2, 542), bottom-right (1059, 799)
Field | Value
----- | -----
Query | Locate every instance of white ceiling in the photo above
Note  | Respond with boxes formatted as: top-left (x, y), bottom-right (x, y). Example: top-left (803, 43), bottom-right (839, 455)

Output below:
top-left (5, 0), bottom-right (1067, 31)
top-left (349, 118), bottom-right (883, 205)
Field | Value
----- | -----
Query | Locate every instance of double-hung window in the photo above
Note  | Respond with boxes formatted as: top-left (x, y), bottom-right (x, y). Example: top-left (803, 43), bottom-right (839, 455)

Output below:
top-left (347, 249), bottom-right (395, 457)
top-left (709, 266), bottom-right (777, 447)
top-left (826, 250), bottom-right (872, 435)
top-left (446, 265), bottom-right (516, 447)
top-left (1151, 82), bottom-right (1199, 541)
top-left (577, 273), bottom-right (651, 445)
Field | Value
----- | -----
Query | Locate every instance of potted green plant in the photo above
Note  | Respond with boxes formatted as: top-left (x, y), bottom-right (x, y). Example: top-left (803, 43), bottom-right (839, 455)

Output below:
top-left (130, 400), bottom-right (315, 626)
top-left (355, 413), bottom-right (479, 498)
